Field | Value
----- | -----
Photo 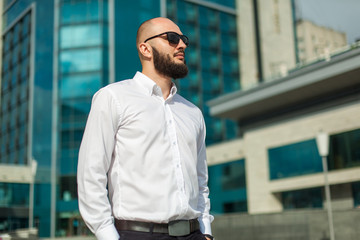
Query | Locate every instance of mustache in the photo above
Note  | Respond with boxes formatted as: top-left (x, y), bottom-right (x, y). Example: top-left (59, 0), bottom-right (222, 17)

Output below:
top-left (174, 50), bottom-right (185, 57)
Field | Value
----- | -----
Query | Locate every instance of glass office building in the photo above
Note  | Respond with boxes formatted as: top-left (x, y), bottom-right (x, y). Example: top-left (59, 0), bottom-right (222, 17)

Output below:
top-left (167, 0), bottom-right (240, 144)
top-left (0, 0), bottom-right (240, 237)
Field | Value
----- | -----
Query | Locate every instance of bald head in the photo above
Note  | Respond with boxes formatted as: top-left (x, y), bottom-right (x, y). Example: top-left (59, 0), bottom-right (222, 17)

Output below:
top-left (136, 17), bottom-right (181, 48)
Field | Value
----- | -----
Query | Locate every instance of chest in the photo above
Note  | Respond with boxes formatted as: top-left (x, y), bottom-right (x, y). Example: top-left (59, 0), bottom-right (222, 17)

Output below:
top-left (118, 96), bottom-right (200, 146)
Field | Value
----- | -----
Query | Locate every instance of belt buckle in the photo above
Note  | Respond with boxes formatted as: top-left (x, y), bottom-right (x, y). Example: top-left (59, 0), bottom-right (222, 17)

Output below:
top-left (168, 220), bottom-right (190, 236)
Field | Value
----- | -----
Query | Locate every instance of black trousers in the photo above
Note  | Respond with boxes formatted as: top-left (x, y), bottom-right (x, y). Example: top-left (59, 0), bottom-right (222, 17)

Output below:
top-left (118, 230), bottom-right (207, 240)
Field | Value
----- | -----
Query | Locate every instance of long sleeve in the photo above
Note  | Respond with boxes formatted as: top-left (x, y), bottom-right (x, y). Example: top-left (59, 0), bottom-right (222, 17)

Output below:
top-left (196, 115), bottom-right (214, 235)
top-left (77, 88), bottom-right (120, 240)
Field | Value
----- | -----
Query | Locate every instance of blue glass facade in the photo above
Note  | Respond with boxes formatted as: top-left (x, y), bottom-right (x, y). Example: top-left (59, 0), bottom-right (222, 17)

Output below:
top-left (208, 159), bottom-right (247, 214)
top-left (1, 0), bottom-right (54, 236)
top-left (57, 0), bottom-right (110, 236)
top-left (114, 0), bottom-right (160, 80)
top-left (1, 9), bottom-right (31, 166)
top-left (166, 0), bottom-right (240, 145)
top-left (268, 139), bottom-right (323, 180)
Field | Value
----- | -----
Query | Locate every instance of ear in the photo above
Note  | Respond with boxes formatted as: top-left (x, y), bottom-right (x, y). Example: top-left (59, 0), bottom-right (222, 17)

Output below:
top-left (138, 43), bottom-right (152, 59)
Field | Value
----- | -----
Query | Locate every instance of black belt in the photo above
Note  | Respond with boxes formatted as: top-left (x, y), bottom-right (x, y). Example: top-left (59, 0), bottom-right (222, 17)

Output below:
top-left (115, 219), bottom-right (200, 236)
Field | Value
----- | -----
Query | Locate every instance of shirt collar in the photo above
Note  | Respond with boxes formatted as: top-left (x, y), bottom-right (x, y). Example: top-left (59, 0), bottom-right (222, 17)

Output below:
top-left (133, 72), bottom-right (156, 96)
top-left (133, 71), bottom-right (178, 100)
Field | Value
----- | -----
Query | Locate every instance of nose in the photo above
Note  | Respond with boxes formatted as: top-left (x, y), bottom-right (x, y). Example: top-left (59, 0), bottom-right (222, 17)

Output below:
top-left (177, 38), bottom-right (187, 49)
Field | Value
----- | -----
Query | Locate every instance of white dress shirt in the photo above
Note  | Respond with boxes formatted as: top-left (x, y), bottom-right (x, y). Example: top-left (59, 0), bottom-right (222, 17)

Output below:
top-left (77, 72), bottom-right (213, 240)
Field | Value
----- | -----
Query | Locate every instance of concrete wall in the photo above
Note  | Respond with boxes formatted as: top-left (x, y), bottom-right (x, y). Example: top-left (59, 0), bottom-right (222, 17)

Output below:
top-left (258, 0), bottom-right (296, 80)
top-left (297, 20), bottom-right (348, 63)
top-left (236, 0), bottom-right (258, 90)
top-left (211, 209), bottom-right (360, 240)
top-left (236, 0), bottom-right (297, 89)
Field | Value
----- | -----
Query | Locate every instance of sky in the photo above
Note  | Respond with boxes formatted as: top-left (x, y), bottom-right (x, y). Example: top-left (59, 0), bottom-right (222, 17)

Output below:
top-left (295, 0), bottom-right (360, 44)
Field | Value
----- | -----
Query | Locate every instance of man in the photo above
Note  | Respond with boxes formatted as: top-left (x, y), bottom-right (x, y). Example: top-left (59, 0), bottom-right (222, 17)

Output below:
top-left (77, 17), bottom-right (214, 240)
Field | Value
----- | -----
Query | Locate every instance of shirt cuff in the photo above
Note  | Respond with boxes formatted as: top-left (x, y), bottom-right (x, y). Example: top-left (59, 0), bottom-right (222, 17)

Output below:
top-left (198, 215), bottom-right (214, 235)
top-left (95, 224), bottom-right (119, 240)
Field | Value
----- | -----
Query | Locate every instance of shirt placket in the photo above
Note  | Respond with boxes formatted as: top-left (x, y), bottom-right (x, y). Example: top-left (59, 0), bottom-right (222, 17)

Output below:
top-left (164, 100), bottom-right (187, 216)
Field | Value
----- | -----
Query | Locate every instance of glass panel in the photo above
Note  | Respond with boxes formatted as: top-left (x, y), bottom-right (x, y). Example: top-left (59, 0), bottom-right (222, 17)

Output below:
top-left (20, 57), bottom-right (29, 79)
top-left (282, 188), bottom-right (323, 209)
top-left (3, 31), bottom-right (13, 53)
top-left (60, 73), bottom-right (101, 99)
top-left (268, 139), bottom-right (323, 180)
top-left (60, 24), bottom-right (101, 48)
top-left (220, 12), bottom-right (237, 33)
top-left (222, 33), bottom-right (238, 54)
top-left (21, 35), bottom-right (30, 58)
top-left (328, 128), bottom-right (360, 170)
top-left (223, 201), bottom-right (247, 213)
top-left (208, 159), bottom-right (247, 214)
top-left (206, 0), bottom-right (235, 8)
top-left (60, 48), bottom-right (102, 73)
top-left (59, 176), bottom-right (77, 201)
top-left (223, 74), bottom-right (240, 93)
top-left (61, 98), bottom-right (92, 124)
top-left (222, 160), bottom-right (246, 190)
top-left (21, 13), bottom-right (31, 37)
top-left (0, 183), bottom-right (29, 207)
top-left (352, 182), bottom-right (360, 208)
top-left (225, 119), bottom-right (237, 140)
top-left (3, 52), bottom-right (11, 73)
top-left (61, 0), bottom-right (99, 24)
top-left (12, 23), bottom-right (21, 45)
top-left (12, 44), bottom-right (20, 66)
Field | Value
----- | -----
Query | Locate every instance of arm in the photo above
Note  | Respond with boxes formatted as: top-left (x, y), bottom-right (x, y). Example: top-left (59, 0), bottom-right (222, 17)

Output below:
top-left (77, 88), bottom-right (120, 240)
top-left (196, 115), bottom-right (214, 236)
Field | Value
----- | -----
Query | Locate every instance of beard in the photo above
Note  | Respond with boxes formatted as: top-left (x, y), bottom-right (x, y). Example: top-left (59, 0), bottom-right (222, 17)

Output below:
top-left (152, 47), bottom-right (188, 79)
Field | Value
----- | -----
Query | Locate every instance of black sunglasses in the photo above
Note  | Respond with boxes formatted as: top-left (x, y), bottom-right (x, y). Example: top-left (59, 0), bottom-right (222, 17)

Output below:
top-left (144, 31), bottom-right (189, 46)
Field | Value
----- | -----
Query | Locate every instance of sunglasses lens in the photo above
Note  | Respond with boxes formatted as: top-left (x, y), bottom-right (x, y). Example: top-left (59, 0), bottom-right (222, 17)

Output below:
top-left (167, 33), bottom-right (180, 44)
top-left (181, 36), bottom-right (189, 46)
top-left (167, 32), bottom-right (189, 46)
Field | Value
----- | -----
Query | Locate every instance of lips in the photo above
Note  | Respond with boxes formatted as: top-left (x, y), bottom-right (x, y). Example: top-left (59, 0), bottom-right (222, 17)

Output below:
top-left (174, 51), bottom-right (185, 60)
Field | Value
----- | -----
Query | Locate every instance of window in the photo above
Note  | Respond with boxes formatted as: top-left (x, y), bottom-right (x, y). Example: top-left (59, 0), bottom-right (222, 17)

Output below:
top-left (269, 129), bottom-right (360, 180)
top-left (208, 159), bottom-right (247, 214)
top-left (60, 0), bottom-right (99, 24)
top-left (268, 139), bottom-right (323, 180)
top-left (60, 24), bottom-right (101, 48)
top-left (222, 161), bottom-right (246, 190)
top-left (329, 129), bottom-right (360, 170)
top-left (224, 201), bottom-right (247, 213)
top-left (282, 188), bottom-right (323, 209)
top-left (59, 176), bottom-right (77, 201)
top-left (0, 11), bottom-right (31, 166)
top-left (60, 73), bottom-right (101, 99)
top-left (0, 183), bottom-right (30, 207)
top-left (352, 182), bottom-right (360, 208)
top-left (60, 48), bottom-right (102, 74)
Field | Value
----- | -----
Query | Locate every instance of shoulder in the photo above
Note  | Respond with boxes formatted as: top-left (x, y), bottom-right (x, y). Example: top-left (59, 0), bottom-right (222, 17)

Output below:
top-left (104, 79), bottom-right (134, 93)
top-left (93, 79), bottom-right (134, 100)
